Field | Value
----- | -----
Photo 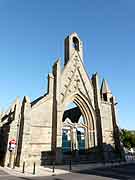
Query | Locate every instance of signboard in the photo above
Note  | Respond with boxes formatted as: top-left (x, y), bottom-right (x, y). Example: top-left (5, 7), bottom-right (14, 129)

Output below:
top-left (8, 139), bottom-right (16, 151)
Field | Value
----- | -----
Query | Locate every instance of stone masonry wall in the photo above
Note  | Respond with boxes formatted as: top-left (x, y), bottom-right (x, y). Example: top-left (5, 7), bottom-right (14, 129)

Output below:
top-left (101, 102), bottom-right (114, 146)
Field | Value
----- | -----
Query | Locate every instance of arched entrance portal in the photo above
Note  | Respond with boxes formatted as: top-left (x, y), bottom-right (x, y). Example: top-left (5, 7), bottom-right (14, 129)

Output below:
top-left (62, 103), bottom-right (86, 153)
top-left (61, 94), bottom-right (97, 161)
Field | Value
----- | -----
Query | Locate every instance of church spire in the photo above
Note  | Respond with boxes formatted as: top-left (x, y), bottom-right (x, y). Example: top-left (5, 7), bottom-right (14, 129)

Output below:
top-left (101, 79), bottom-right (111, 94)
top-left (101, 79), bottom-right (112, 102)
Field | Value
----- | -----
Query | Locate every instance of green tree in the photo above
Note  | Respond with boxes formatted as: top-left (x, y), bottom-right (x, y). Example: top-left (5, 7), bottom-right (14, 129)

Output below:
top-left (121, 129), bottom-right (135, 149)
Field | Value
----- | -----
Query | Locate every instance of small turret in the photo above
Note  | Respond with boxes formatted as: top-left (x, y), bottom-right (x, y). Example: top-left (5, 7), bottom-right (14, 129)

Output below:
top-left (101, 79), bottom-right (112, 102)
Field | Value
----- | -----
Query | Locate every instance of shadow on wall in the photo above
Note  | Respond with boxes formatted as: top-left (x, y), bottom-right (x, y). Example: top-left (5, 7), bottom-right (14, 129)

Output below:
top-left (0, 124), bottom-right (10, 166)
top-left (0, 106), bottom-right (16, 167)
top-left (40, 143), bottom-right (125, 166)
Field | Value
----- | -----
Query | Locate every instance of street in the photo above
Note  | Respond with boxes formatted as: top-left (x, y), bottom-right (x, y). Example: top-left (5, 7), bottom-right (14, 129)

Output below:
top-left (77, 163), bottom-right (135, 180)
top-left (0, 163), bottom-right (135, 180)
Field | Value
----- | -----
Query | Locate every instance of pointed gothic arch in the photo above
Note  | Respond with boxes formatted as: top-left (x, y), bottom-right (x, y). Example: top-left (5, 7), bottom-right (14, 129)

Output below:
top-left (61, 92), bottom-right (97, 151)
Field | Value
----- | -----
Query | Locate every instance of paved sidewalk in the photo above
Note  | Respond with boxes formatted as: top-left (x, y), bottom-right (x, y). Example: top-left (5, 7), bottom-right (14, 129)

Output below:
top-left (0, 166), bottom-right (69, 177)
top-left (0, 160), bottom-right (134, 177)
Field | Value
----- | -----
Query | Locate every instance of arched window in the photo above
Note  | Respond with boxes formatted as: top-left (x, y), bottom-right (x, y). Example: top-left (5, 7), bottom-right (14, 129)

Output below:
top-left (103, 93), bottom-right (108, 101)
top-left (62, 127), bottom-right (71, 153)
top-left (77, 127), bottom-right (85, 151)
top-left (72, 37), bottom-right (79, 51)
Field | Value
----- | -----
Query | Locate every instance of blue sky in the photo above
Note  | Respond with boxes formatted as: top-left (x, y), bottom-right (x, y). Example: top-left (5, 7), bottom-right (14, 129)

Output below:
top-left (0, 0), bottom-right (135, 130)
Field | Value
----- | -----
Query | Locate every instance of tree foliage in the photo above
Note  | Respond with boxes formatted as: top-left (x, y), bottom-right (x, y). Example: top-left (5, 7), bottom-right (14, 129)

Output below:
top-left (121, 129), bottom-right (135, 149)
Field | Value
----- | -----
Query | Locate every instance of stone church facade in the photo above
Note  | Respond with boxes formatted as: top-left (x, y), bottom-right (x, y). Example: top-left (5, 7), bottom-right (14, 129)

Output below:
top-left (0, 32), bottom-right (122, 167)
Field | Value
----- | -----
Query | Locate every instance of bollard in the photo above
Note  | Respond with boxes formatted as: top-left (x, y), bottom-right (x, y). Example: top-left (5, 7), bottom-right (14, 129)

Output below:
top-left (33, 162), bottom-right (36, 175)
top-left (103, 160), bottom-right (106, 166)
top-left (112, 160), bottom-right (115, 167)
top-left (52, 161), bottom-right (55, 173)
top-left (22, 161), bottom-right (25, 173)
top-left (12, 161), bottom-right (15, 169)
top-left (8, 151), bottom-right (12, 168)
top-left (69, 160), bottom-right (72, 171)
top-left (118, 160), bottom-right (121, 165)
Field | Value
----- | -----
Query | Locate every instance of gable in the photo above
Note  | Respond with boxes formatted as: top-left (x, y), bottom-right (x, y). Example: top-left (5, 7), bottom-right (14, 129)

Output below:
top-left (60, 51), bottom-right (94, 107)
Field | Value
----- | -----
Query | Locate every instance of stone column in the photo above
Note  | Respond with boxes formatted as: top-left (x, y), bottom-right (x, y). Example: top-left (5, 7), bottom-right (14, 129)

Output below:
top-left (48, 73), bottom-right (54, 95)
top-left (92, 73), bottom-right (102, 147)
top-left (16, 96), bottom-right (31, 167)
top-left (4, 97), bottom-right (21, 167)
top-left (72, 127), bottom-right (78, 151)
top-left (92, 73), bottom-right (104, 161)
top-left (110, 96), bottom-right (124, 159)
top-left (52, 59), bottom-right (63, 163)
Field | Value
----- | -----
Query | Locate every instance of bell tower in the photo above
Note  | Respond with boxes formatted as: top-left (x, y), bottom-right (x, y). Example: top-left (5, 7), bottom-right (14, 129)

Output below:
top-left (64, 32), bottom-right (83, 65)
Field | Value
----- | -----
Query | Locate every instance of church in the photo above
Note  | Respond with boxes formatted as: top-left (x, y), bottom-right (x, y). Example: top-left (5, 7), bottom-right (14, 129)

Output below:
top-left (0, 32), bottom-right (122, 167)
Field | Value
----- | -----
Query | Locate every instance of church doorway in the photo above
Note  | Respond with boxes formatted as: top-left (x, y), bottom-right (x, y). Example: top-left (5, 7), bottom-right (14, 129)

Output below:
top-left (62, 102), bottom-right (88, 156)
